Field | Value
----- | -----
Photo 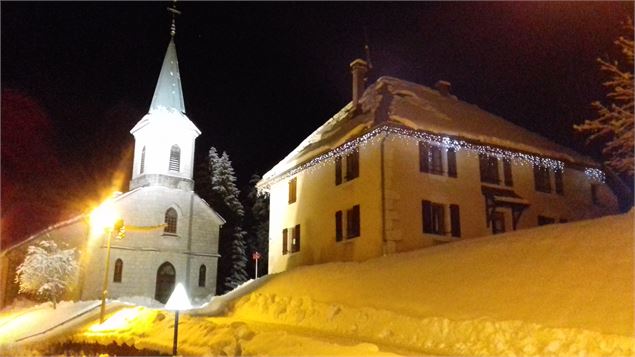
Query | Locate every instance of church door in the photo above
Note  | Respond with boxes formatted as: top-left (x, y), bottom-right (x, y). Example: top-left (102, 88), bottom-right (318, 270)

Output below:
top-left (155, 262), bottom-right (176, 303)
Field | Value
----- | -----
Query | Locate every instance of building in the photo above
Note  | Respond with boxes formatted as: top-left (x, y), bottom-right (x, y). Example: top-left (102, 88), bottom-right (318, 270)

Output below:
top-left (0, 31), bottom-right (223, 307)
top-left (258, 59), bottom-right (619, 274)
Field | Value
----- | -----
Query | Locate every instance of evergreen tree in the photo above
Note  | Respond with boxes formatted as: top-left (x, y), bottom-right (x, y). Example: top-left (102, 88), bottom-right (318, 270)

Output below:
top-left (224, 227), bottom-right (250, 290)
top-left (195, 147), bottom-right (249, 293)
top-left (575, 18), bottom-right (634, 178)
top-left (15, 240), bottom-right (79, 309)
top-left (243, 174), bottom-right (270, 278)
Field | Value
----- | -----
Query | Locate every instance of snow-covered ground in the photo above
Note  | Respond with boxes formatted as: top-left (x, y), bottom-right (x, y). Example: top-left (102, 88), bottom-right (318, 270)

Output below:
top-left (2, 210), bottom-right (633, 356)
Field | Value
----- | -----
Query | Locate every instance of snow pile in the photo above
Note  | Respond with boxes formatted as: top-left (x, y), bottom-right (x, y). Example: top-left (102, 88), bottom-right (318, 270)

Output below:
top-left (229, 211), bottom-right (634, 356)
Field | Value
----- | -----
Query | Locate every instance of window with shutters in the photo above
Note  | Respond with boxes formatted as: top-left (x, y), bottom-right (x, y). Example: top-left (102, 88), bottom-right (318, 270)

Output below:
top-left (503, 159), bottom-right (513, 186)
top-left (479, 154), bottom-right (499, 184)
top-left (555, 170), bottom-right (564, 194)
top-left (422, 201), bottom-right (460, 238)
top-left (169, 145), bottom-right (180, 172)
top-left (113, 259), bottom-right (123, 283)
top-left (534, 165), bottom-right (551, 193)
top-left (419, 142), bottom-right (456, 177)
top-left (288, 177), bottom-right (297, 204)
top-left (164, 208), bottom-right (177, 234)
top-left (336, 151), bottom-right (359, 185)
top-left (198, 265), bottom-right (206, 287)
top-left (140, 146), bottom-right (146, 174)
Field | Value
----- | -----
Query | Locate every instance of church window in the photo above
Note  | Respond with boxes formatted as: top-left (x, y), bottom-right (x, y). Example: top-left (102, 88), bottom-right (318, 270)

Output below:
top-left (169, 145), bottom-right (181, 172)
top-left (164, 208), bottom-right (178, 234)
top-left (198, 265), bottom-right (206, 287)
top-left (113, 259), bottom-right (123, 283)
top-left (140, 146), bottom-right (146, 174)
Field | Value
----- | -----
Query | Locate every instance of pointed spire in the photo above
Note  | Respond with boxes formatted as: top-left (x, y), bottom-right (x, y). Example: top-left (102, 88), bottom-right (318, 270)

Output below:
top-left (149, 38), bottom-right (185, 114)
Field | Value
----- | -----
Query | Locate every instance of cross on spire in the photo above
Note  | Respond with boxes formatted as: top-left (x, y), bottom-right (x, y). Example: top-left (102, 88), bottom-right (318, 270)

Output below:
top-left (167, 0), bottom-right (181, 37)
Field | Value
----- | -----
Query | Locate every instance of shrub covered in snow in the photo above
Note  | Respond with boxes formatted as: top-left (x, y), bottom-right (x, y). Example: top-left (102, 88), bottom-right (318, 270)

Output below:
top-left (15, 240), bottom-right (79, 309)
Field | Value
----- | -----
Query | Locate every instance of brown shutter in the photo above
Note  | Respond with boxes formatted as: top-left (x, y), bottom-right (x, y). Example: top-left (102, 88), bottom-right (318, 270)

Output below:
top-left (352, 205), bottom-right (360, 237)
top-left (294, 224), bottom-right (301, 252)
top-left (422, 200), bottom-right (432, 233)
top-left (479, 154), bottom-right (487, 182)
top-left (335, 211), bottom-right (342, 241)
top-left (555, 170), bottom-right (564, 194)
top-left (450, 204), bottom-right (461, 238)
top-left (419, 142), bottom-right (430, 173)
top-left (447, 148), bottom-right (457, 178)
top-left (503, 159), bottom-right (513, 186)
top-left (282, 228), bottom-right (288, 255)
top-left (351, 151), bottom-right (359, 179)
top-left (335, 156), bottom-right (342, 185)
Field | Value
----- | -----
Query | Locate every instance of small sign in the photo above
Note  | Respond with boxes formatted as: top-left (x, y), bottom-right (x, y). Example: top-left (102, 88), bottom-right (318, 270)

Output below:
top-left (252, 252), bottom-right (261, 260)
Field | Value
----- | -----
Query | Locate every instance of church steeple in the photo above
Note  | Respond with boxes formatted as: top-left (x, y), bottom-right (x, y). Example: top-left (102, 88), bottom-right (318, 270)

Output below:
top-left (149, 38), bottom-right (185, 114)
top-left (129, 2), bottom-right (201, 192)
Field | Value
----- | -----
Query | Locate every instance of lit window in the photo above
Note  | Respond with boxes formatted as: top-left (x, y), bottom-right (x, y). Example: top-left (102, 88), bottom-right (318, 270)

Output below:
top-left (113, 259), bottom-right (123, 283)
top-left (169, 145), bottom-right (180, 172)
top-left (164, 208), bottom-right (177, 234)
top-left (140, 146), bottom-right (146, 174)
top-left (198, 265), bottom-right (206, 287)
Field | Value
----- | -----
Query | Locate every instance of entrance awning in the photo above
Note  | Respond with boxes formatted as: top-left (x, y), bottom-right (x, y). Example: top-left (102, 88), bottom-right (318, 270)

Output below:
top-left (481, 184), bottom-right (530, 230)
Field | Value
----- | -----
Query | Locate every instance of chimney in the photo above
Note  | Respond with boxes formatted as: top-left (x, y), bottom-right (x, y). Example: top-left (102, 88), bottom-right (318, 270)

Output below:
top-left (435, 80), bottom-right (451, 96)
top-left (350, 58), bottom-right (369, 110)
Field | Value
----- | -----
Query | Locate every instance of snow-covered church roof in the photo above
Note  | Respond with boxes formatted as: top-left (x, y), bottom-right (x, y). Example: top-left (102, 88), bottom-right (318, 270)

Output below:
top-left (260, 76), bottom-right (599, 187)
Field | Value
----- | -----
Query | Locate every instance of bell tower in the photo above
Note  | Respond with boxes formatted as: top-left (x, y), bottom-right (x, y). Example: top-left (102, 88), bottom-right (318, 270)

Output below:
top-left (129, 5), bottom-right (200, 191)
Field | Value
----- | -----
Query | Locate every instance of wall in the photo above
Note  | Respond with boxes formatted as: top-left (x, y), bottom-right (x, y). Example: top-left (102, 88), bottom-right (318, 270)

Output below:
top-left (268, 140), bottom-right (384, 274)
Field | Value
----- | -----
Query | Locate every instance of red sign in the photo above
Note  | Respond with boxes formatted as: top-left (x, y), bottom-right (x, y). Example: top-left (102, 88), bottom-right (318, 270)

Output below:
top-left (252, 252), bottom-right (261, 260)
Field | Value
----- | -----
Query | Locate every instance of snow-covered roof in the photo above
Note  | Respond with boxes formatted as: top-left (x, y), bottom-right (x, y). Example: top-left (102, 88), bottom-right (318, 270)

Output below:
top-left (260, 76), bottom-right (598, 186)
top-left (149, 38), bottom-right (185, 114)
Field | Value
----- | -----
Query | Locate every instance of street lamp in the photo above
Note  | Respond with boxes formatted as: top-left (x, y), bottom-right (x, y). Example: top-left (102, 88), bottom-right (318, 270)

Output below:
top-left (165, 283), bottom-right (192, 356)
top-left (90, 198), bottom-right (124, 324)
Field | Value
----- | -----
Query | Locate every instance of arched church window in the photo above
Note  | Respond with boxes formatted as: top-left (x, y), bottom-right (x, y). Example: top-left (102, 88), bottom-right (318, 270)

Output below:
top-left (140, 146), bottom-right (146, 174)
top-left (169, 145), bottom-right (181, 172)
top-left (114, 259), bottom-right (123, 283)
top-left (164, 208), bottom-right (178, 234)
top-left (198, 265), bottom-right (206, 287)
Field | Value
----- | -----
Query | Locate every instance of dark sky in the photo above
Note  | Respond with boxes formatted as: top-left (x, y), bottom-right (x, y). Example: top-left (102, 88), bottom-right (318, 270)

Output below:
top-left (1, 2), bottom-right (633, 244)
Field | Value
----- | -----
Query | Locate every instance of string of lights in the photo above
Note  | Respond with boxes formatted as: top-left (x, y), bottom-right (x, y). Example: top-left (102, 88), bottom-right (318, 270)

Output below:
top-left (259, 124), bottom-right (605, 191)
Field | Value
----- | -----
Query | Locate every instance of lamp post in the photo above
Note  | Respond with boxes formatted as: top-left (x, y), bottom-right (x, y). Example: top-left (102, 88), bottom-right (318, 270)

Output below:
top-left (165, 283), bottom-right (192, 355)
top-left (98, 218), bottom-right (124, 323)
top-left (90, 198), bottom-right (123, 324)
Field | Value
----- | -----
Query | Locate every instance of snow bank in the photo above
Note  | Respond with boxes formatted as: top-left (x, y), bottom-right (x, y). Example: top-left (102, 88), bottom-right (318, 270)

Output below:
top-left (229, 211), bottom-right (635, 356)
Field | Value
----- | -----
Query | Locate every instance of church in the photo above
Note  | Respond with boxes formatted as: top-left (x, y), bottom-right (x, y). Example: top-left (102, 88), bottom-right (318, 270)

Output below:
top-left (0, 21), bottom-right (223, 307)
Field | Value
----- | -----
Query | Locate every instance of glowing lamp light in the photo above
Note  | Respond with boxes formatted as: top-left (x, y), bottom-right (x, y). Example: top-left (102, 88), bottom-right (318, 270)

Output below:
top-left (165, 283), bottom-right (192, 311)
top-left (165, 283), bottom-right (192, 356)
top-left (90, 198), bottom-right (120, 234)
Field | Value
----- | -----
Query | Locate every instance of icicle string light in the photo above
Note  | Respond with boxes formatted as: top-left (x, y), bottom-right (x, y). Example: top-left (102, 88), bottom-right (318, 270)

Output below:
top-left (259, 125), bottom-right (605, 191)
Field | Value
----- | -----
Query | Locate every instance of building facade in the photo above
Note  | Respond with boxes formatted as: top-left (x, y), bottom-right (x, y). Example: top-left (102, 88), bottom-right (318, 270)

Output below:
top-left (259, 60), bottom-right (619, 274)
top-left (1, 34), bottom-right (223, 307)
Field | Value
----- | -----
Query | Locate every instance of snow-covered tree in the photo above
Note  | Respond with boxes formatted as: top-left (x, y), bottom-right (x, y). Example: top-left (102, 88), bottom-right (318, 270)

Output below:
top-left (224, 227), bottom-right (250, 290)
top-left (575, 18), bottom-right (634, 178)
top-left (15, 240), bottom-right (79, 309)
top-left (195, 147), bottom-right (249, 293)
top-left (243, 174), bottom-right (270, 278)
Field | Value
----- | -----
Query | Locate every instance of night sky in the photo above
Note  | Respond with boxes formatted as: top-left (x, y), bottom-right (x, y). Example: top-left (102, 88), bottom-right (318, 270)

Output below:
top-left (2, 2), bottom-right (633, 246)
